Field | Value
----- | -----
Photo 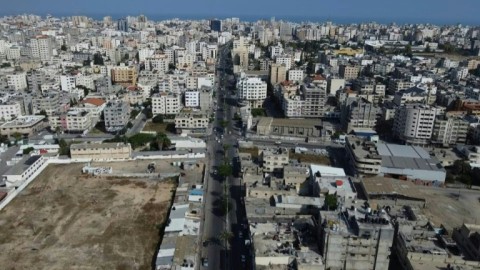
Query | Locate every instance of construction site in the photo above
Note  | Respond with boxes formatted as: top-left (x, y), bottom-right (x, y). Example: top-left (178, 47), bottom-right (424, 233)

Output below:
top-left (0, 159), bottom-right (203, 270)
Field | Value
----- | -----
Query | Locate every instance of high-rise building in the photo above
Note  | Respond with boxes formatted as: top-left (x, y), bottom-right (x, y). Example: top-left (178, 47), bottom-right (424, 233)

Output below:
top-left (117, 18), bottom-right (128, 32)
top-left (210, 19), bottom-right (222, 32)
top-left (341, 98), bottom-right (381, 132)
top-left (184, 90), bottom-right (200, 108)
top-left (152, 93), bottom-right (182, 115)
top-left (270, 63), bottom-right (286, 85)
top-left (104, 100), bottom-right (130, 133)
top-left (432, 115), bottom-right (469, 147)
top-left (339, 64), bottom-right (360, 80)
top-left (393, 104), bottom-right (437, 146)
top-left (237, 74), bottom-right (267, 108)
top-left (31, 36), bottom-right (53, 61)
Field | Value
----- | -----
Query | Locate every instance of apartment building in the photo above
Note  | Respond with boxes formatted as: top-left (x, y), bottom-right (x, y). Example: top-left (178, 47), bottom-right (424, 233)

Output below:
top-left (341, 98), bottom-right (381, 132)
top-left (287, 69), bottom-right (304, 82)
top-left (0, 101), bottom-right (23, 121)
top-left (345, 135), bottom-right (382, 175)
top-left (6, 73), bottom-right (27, 91)
top-left (32, 92), bottom-right (66, 116)
top-left (339, 64), bottom-right (360, 80)
top-left (301, 83), bottom-right (327, 118)
top-left (145, 54), bottom-right (169, 73)
top-left (71, 142), bottom-right (132, 160)
top-left (152, 93), bottom-right (182, 115)
top-left (275, 55), bottom-right (292, 70)
top-left (388, 79), bottom-right (415, 94)
top-left (111, 66), bottom-right (137, 86)
top-left (237, 74), bottom-right (267, 108)
top-left (60, 75), bottom-right (76, 92)
top-left (31, 35), bottom-right (53, 60)
top-left (184, 90), bottom-right (200, 108)
top-left (393, 104), bottom-right (437, 146)
top-left (104, 100), bottom-right (130, 133)
top-left (431, 115), bottom-right (469, 147)
top-left (319, 210), bottom-right (395, 270)
top-left (50, 110), bottom-right (93, 133)
top-left (259, 148), bottom-right (289, 173)
top-left (26, 70), bottom-right (46, 92)
top-left (269, 63), bottom-right (286, 85)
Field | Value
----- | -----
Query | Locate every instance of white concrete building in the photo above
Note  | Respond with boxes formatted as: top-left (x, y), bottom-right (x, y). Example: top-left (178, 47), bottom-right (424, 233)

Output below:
top-left (145, 54), bottom-right (169, 73)
top-left (287, 69), bottom-right (304, 82)
top-left (6, 46), bottom-right (21, 60)
top-left (31, 35), bottom-right (53, 60)
top-left (393, 104), bottom-right (437, 146)
top-left (237, 74), bottom-right (267, 108)
top-left (6, 73), bottom-right (27, 91)
top-left (60, 75), bottom-right (76, 92)
top-left (0, 101), bottom-right (23, 121)
top-left (276, 56), bottom-right (292, 70)
top-left (152, 93), bottom-right (182, 115)
top-left (184, 90), bottom-right (200, 108)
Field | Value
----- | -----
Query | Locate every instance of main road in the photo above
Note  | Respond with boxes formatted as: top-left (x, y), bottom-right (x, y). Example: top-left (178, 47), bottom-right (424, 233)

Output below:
top-left (201, 42), bottom-right (251, 270)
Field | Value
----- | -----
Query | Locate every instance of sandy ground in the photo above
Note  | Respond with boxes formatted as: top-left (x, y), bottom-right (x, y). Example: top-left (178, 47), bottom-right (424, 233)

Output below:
top-left (418, 186), bottom-right (480, 231)
top-left (0, 163), bottom-right (177, 270)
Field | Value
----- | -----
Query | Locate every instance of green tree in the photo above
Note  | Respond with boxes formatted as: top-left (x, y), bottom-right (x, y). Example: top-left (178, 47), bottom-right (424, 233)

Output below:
top-left (11, 132), bottom-right (22, 144)
top-left (93, 53), bottom-right (104, 65)
top-left (424, 44), bottom-right (431, 53)
top-left (220, 120), bottom-right (229, 129)
top-left (218, 163), bottom-right (233, 178)
top-left (61, 44), bottom-right (67, 51)
top-left (325, 194), bottom-right (337, 210)
top-left (23, 147), bottom-right (34, 155)
top-left (404, 44), bottom-right (413, 56)
top-left (153, 132), bottom-right (171, 150)
top-left (145, 109), bottom-right (153, 119)
top-left (152, 114), bottom-right (164, 123)
top-left (126, 122), bottom-right (133, 129)
top-left (58, 139), bottom-right (70, 156)
top-left (219, 230), bottom-right (233, 246)
top-left (452, 160), bottom-right (471, 175)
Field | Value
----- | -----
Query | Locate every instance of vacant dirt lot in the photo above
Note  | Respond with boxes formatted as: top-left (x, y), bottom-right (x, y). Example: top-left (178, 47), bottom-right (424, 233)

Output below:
top-left (0, 163), bottom-right (176, 270)
top-left (418, 186), bottom-right (480, 231)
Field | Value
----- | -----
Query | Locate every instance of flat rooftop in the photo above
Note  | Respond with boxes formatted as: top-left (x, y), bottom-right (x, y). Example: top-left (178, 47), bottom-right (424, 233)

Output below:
top-left (377, 143), bottom-right (444, 172)
top-left (1, 115), bottom-right (45, 127)
top-left (361, 176), bottom-right (426, 202)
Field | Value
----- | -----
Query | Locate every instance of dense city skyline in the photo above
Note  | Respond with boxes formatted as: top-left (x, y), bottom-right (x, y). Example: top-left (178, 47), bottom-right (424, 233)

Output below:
top-left (1, 0), bottom-right (480, 25)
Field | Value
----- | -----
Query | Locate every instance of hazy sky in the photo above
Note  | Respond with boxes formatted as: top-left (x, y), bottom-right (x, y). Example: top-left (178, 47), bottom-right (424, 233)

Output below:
top-left (2, 0), bottom-right (479, 24)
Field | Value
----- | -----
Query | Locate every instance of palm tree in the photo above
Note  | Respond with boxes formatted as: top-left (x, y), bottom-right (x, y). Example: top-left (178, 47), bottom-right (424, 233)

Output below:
top-left (219, 230), bottom-right (233, 248)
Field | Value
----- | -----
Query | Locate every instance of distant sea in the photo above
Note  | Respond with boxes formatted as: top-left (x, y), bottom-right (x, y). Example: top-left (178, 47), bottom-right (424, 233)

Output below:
top-left (1, 12), bottom-right (479, 26)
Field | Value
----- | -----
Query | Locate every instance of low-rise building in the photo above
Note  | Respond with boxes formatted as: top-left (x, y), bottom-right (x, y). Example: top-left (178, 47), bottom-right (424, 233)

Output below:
top-left (70, 142), bottom-right (132, 160)
top-left (345, 135), bottom-right (446, 184)
top-left (0, 115), bottom-right (47, 137)
top-left (2, 154), bottom-right (50, 187)
top-left (256, 117), bottom-right (323, 138)
top-left (174, 112), bottom-right (209, 135)
top-left (259, 148), bottom-right (289, 173)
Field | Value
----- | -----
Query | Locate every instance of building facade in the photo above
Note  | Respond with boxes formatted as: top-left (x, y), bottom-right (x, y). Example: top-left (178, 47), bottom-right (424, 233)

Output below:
top-left (152, 93), bottom-right (182, 115)
top-left (104, 100), bottom-right (130, 133)
top-left (393, 104), bottom-right (437, 146)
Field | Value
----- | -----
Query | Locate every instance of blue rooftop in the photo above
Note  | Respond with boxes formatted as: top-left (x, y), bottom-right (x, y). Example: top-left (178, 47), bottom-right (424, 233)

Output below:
top-left (189, 189), bottom-right (204, 196)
